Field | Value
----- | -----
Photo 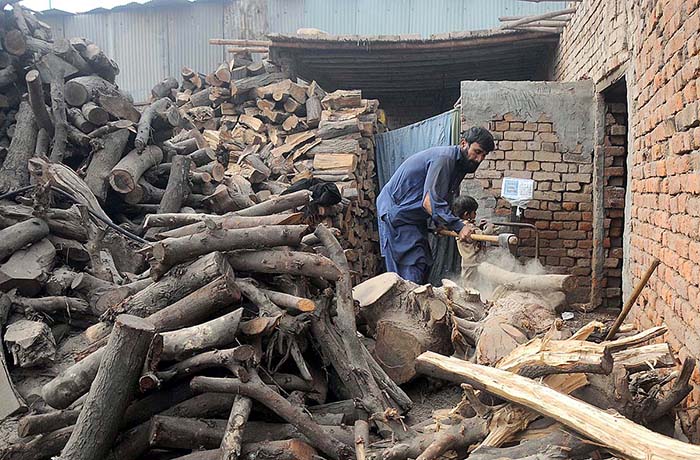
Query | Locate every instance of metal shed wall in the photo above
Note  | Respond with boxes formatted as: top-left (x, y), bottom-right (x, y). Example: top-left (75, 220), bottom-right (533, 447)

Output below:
top-left (39, 0), bottom-right (566, 101)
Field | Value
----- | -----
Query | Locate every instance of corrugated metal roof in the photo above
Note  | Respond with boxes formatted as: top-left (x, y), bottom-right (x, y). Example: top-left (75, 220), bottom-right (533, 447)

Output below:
top-left (267, 0), bottom-right (568, 37)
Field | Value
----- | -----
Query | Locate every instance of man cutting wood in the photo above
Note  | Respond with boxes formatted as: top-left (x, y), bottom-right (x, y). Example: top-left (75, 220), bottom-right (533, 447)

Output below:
top-left (377, 127), bottom-right (495, 283)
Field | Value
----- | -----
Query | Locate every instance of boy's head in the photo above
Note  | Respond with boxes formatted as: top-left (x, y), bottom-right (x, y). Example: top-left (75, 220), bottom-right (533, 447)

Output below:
top-left (453, 195), bottom-right (478, 222)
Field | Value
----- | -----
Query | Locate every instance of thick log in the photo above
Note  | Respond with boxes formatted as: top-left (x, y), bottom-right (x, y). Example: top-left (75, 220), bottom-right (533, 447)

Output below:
top-left (53, 39), bottom-right (91, 75)
top-left (146, 224), bottom-right (308, 269)
top-left (123, 179), bottom-right (165, 205)
top-left (151, 77), bottom-right (179, 99)
top-left (160, 308), bottom-right (243, 361)
top-left (191, 373), bottom-right (353, 460)
top-left (18, 410), bottom-right (80, 438)
top-left (0, 101), bottom-right (37, 192)
top-left (476, 262), bottom-right (575, 293)
top-left (305, 95), bottom-right (321, 128)
top-left (231, 72), bottom-right (288, 95)
top-left (322, 90), bottom-right (362, 110)
top-left (106, 251), bottom-right (230, 318)
top-left (415, 352), bottom-right (700, 460)
top-left (25, 70), bottom-right (54, 134)
top-left (235, 189), bottom-right (311, 216)
top-left (58, 315), bottom-right (155, 460)
top-left (146, 271), bottom-right (240, 332)
top-left (84, 129), bottom-right (130, 203)
top-left (0, 218), bottom-right (49, 262)
top-left (0, 426), bottom-right (73, 460)
top-left (188, 147), bottom-right (217, 166)
top-left (135, 98), bottom-right (173, 152)
top-left (41, 339), bottom-right (105, 409)
top-left (109, 145), bottom-right (163, 194)
top-left (67, 76), bottom-right (138, 122)
top-left (156, 212), bottom-right (304, 239)
top-left (0, 239), bottom-right (55, 296)
top-left (172, 440), bottom-right (318, 460)
top-left (227, 249), bottom-right (340, 281)
top-left (81, 42), bottom-right (120, 83)
top-left (0, 205), bottom-right (87, 242)
top-left (157, 154), bottom-right (191, 214)
top-left (318, 119), bottom-right (360, 140)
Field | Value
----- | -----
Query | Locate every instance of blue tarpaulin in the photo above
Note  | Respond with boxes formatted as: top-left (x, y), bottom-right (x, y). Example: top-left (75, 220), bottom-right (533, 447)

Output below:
top-left (375, 109), bottom-right (462, 285)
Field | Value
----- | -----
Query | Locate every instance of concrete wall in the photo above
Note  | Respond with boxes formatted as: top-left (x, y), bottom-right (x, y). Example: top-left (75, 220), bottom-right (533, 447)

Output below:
top-left (552, 0), bottom-right (700, 439)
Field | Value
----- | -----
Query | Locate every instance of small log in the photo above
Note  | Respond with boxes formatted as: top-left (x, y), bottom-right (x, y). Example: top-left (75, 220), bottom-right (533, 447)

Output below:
top-left (172, 440), bottom-right (318, 460)
top-left (317, 119), bottom-right (360, 140)
top-left (146, 224), bottom-right (308, 270)
top-left (354, 419), bottom-right (369, 460)
top-left (46, 267), bottom-right (78, 296)
top-left (0, 239), bottom-right (55, 296)
top-left (0, 218), bottom-right (49, 262)
top-left (135, 97), bottom-right (173, 152)
top-left (259, 288), bottom-right (315, 312)
top-left (105, 251), bottom-right (230, 318)
top-left (227, 249), bottom-right (340, 281)
top-left (35, 128), bottom-right (51, 156)
top-left (322, 90), bottom-right (362, 110)
top-left (191, 372), bottom-right (353, 460)
top-left (8, 293), bottom-right (91, 317)
top-left (146, 273), bottom-right (240, 333)
top-left (0, 101), bottom-right (37, 192)
top-left (93, 278), bottom-right (152, 315)
top-left (48, 74), bottom-right (68, 163)
top-left (199, 161), bottom-right (225, 181)
top-left (58, 315), bottom-right (155, 460)
top-left (188, 147), bottom-right (217, 166)
top-left (415, 352), bottom-right (700, 460)
top-left (25, 70), bottom-right (54, 134)
top-left (84, 129), bottom-right (130, 203)
top-left (123, 179), bottom-right (165, 205)
top-left (160, 308), bottom-right (243, 361)
top-left (221, 395), bottom-right (253, 460)
top-left (18, 410), bottom-right (80, 438)
top-left (151, 77), bottom-right (179, 99)
top-left (82, 42), bottom-right (120, 83)
top-left (67, 107), bottom-right (95, 133)
top-left (157, 154), bottom-right (191, 214)
top-left (53, 38), bottom-right (91, 75)
top-left (109, 145), bottom-right (164, 194)
top-left (235, 189), bottom-right (310, 216)
top-left (231, 72), bottom-right (288, 95)
top-left (4, 319), bottom-right (56, 368)
top-left (80, 102), bottom-right (108, 126)
top-left (155, 212), bottom-right (304, 239)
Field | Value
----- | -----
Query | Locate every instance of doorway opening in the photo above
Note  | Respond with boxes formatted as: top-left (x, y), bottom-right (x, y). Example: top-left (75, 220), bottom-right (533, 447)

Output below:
top-left (600, 78), bottom-right (628, 309)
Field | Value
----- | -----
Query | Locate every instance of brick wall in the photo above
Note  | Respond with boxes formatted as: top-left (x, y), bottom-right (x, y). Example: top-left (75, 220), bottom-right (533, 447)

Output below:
top-left (465, 113), bottom-right (594, 303)
top-left (552, 0), bottom-right (700, 438)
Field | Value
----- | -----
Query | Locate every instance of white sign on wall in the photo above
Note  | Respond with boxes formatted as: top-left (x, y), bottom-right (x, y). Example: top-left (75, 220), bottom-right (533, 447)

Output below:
top-left (501, 177), bottom-right (534, 215)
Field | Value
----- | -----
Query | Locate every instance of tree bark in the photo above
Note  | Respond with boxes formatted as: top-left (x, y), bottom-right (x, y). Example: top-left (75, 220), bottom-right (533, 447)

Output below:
top-left (0, 218), bottom-right (49, 262)
top-left (109, 146), bottom-right (163, 194)
top-left (227, 249), bottom-right (341, 281)
top-left (191, 373), bottom-right (353, 460)
top-left (0, 101), bottom-right (37, 192)
top-left (58, 315), bottom-right (155, 460)
top-left (147, 224), bottom-right (308, 270)
top-left (25, 70), bottom-right (54, 134)
top-left (84, 129), bottom-right (130, 203)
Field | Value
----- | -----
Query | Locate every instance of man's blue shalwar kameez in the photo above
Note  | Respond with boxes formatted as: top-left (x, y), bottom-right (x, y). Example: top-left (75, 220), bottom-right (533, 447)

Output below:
top-left (377, 146), bottom-right (471, 284)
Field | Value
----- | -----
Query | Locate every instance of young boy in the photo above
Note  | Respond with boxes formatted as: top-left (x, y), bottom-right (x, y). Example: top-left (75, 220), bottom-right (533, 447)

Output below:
top-left (451, 195), bottom-right (483, 283)
top-left (451, 195), bottom-right (479, 224)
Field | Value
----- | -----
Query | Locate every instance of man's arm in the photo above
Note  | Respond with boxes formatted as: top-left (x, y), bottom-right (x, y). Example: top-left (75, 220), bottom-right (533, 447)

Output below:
top-left (422, 156), bottom-right (464, 233)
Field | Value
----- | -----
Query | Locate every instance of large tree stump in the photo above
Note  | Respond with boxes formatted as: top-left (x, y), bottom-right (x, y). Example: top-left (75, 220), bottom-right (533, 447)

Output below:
top-left (352, 272), bottom-right (453, 384)
top-left (57, 315), bottom-right (155, 460)
top-left (84, 129), bottom-right (130, 203)
top-left (0, 101), bottom-right (37, 192)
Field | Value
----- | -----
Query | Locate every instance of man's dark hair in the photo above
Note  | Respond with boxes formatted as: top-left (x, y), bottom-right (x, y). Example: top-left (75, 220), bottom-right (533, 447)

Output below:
top-left (452, 195), bottom-right (479, 218)
top-left (462, 126), bottom-right (495, 153)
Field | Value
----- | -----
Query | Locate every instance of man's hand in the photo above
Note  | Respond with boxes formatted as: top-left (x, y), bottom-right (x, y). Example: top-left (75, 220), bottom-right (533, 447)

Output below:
top-left (458, 222), bottom-right (479, 242)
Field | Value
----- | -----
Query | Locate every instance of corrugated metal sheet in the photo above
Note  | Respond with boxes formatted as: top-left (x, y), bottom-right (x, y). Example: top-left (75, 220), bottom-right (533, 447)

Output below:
top-left (267, 0), bottom-right (568, 36)
top-left (42, 1), bottom-right (228, 101)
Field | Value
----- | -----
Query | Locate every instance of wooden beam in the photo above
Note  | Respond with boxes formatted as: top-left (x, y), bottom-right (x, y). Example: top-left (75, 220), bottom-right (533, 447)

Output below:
top-left (415, 352), bottom-right (700, 460)
top-left (210, 38), bottom-right (272, 46)
top-left (498, 8), bottom-right (577, 29)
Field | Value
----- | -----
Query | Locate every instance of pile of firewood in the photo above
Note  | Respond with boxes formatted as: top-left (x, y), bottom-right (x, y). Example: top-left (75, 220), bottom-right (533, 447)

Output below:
top-left (1, 3), bottom-right (700, 460)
